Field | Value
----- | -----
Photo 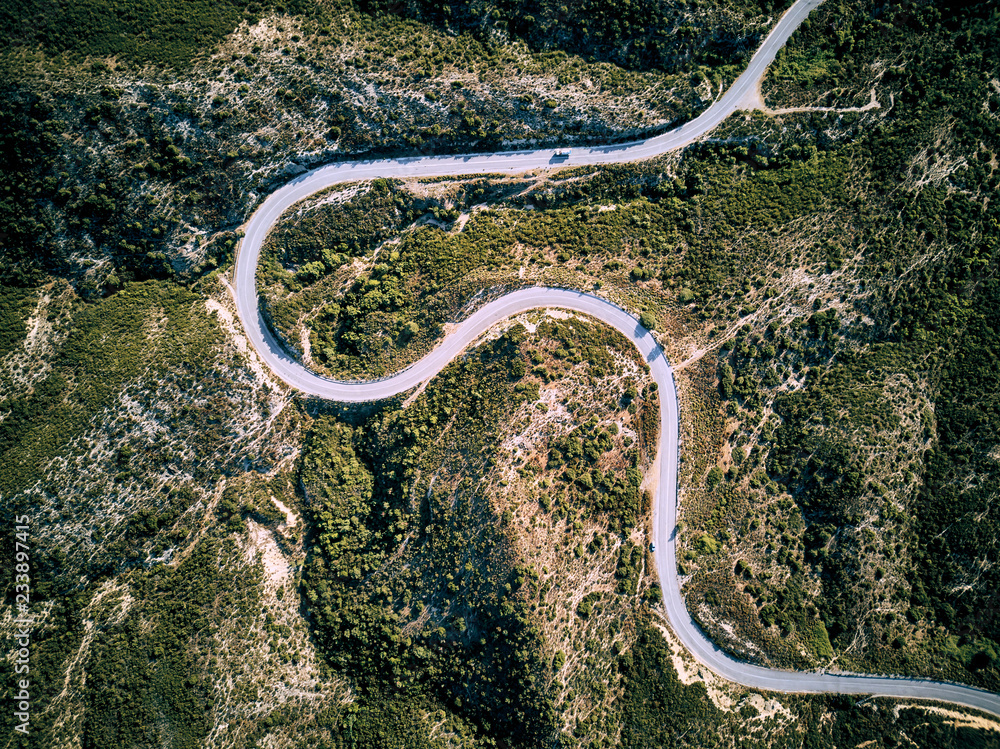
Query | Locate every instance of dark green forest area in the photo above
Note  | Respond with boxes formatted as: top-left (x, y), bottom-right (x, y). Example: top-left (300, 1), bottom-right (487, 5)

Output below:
top-left (361, 0), bottom-right (791, 75)
top-left (0, 80), bottom-right (246, 289)
top-left (765, 0), bottom-right (1000, 685)
top-left (2, 0), bottom-right (785, 72)
top-left (299, 339), bottom-right (558, 746)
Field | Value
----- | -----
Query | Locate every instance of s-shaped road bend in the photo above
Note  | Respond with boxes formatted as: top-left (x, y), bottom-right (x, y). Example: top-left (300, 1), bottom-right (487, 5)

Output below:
top-left (231, 0), bottom-right (1000, 720)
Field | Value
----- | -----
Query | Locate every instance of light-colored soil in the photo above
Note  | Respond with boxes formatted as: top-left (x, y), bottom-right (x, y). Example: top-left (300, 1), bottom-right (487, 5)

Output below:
top-left (905, 705), bottom-right (1000, 733)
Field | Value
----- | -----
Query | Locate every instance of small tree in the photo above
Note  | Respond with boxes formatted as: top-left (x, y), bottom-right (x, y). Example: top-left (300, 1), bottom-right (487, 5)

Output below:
top-left (296, 261), bottom-right (325, 284)
top-left (706, 465), bottom-right (724, 489)
top-left (639, 311), bottom-right (657, 331)
top-left (399, 321), bottom-right (419, 343)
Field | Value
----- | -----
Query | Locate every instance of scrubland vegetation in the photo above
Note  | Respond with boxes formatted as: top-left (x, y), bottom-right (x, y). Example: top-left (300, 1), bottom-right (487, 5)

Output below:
top-left (0, 0), bottom-right (761, 297)
top-left (3, 0), bottom-right (1000, 745)
top-left (362, 0), bottom-right (789, 78)
top-left (0, 277), bottom-right (346, 747)
top-left (253, 0), bottom-right (1000, 703)
top-left (4, 272), bottom-right (993, 747)
top-left (674, 0), bottom-right (1000, 691)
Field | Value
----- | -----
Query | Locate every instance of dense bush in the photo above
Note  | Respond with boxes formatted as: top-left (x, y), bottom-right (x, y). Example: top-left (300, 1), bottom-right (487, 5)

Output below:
top-left (2, 0), bottom-right (319, 67)
top-left (0, 286), bottom-right (36, 356)
top-left (617, 617), bottom-right (717, 748)
top-left (0, 85), bottom-right (65, 286)
top-left (298, 343), bottom-right (557, 747)
top-left (0, 281), bottom-right (220, 498)
top-left (362, 0), bottom-right (791, 75)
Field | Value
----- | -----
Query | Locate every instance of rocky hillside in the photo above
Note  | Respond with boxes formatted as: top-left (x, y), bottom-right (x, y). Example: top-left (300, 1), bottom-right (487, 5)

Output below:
top-left (2, 0), bottom-right (1000, 747)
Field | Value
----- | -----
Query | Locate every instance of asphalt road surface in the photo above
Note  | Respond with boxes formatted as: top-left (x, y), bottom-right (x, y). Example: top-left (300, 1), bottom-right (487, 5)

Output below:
top-left (231, 0), bottom-right (1000, 720)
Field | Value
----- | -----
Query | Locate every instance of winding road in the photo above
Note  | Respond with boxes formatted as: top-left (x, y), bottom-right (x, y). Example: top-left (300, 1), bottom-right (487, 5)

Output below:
top-left (230, 0), bottom-right (1000, 721)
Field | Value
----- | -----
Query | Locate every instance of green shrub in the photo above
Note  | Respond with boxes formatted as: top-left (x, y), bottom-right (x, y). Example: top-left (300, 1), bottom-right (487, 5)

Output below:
top-left (696, 534), bottom-right (719, 556)
top-left (706, 465), bottom-right (723, 489)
